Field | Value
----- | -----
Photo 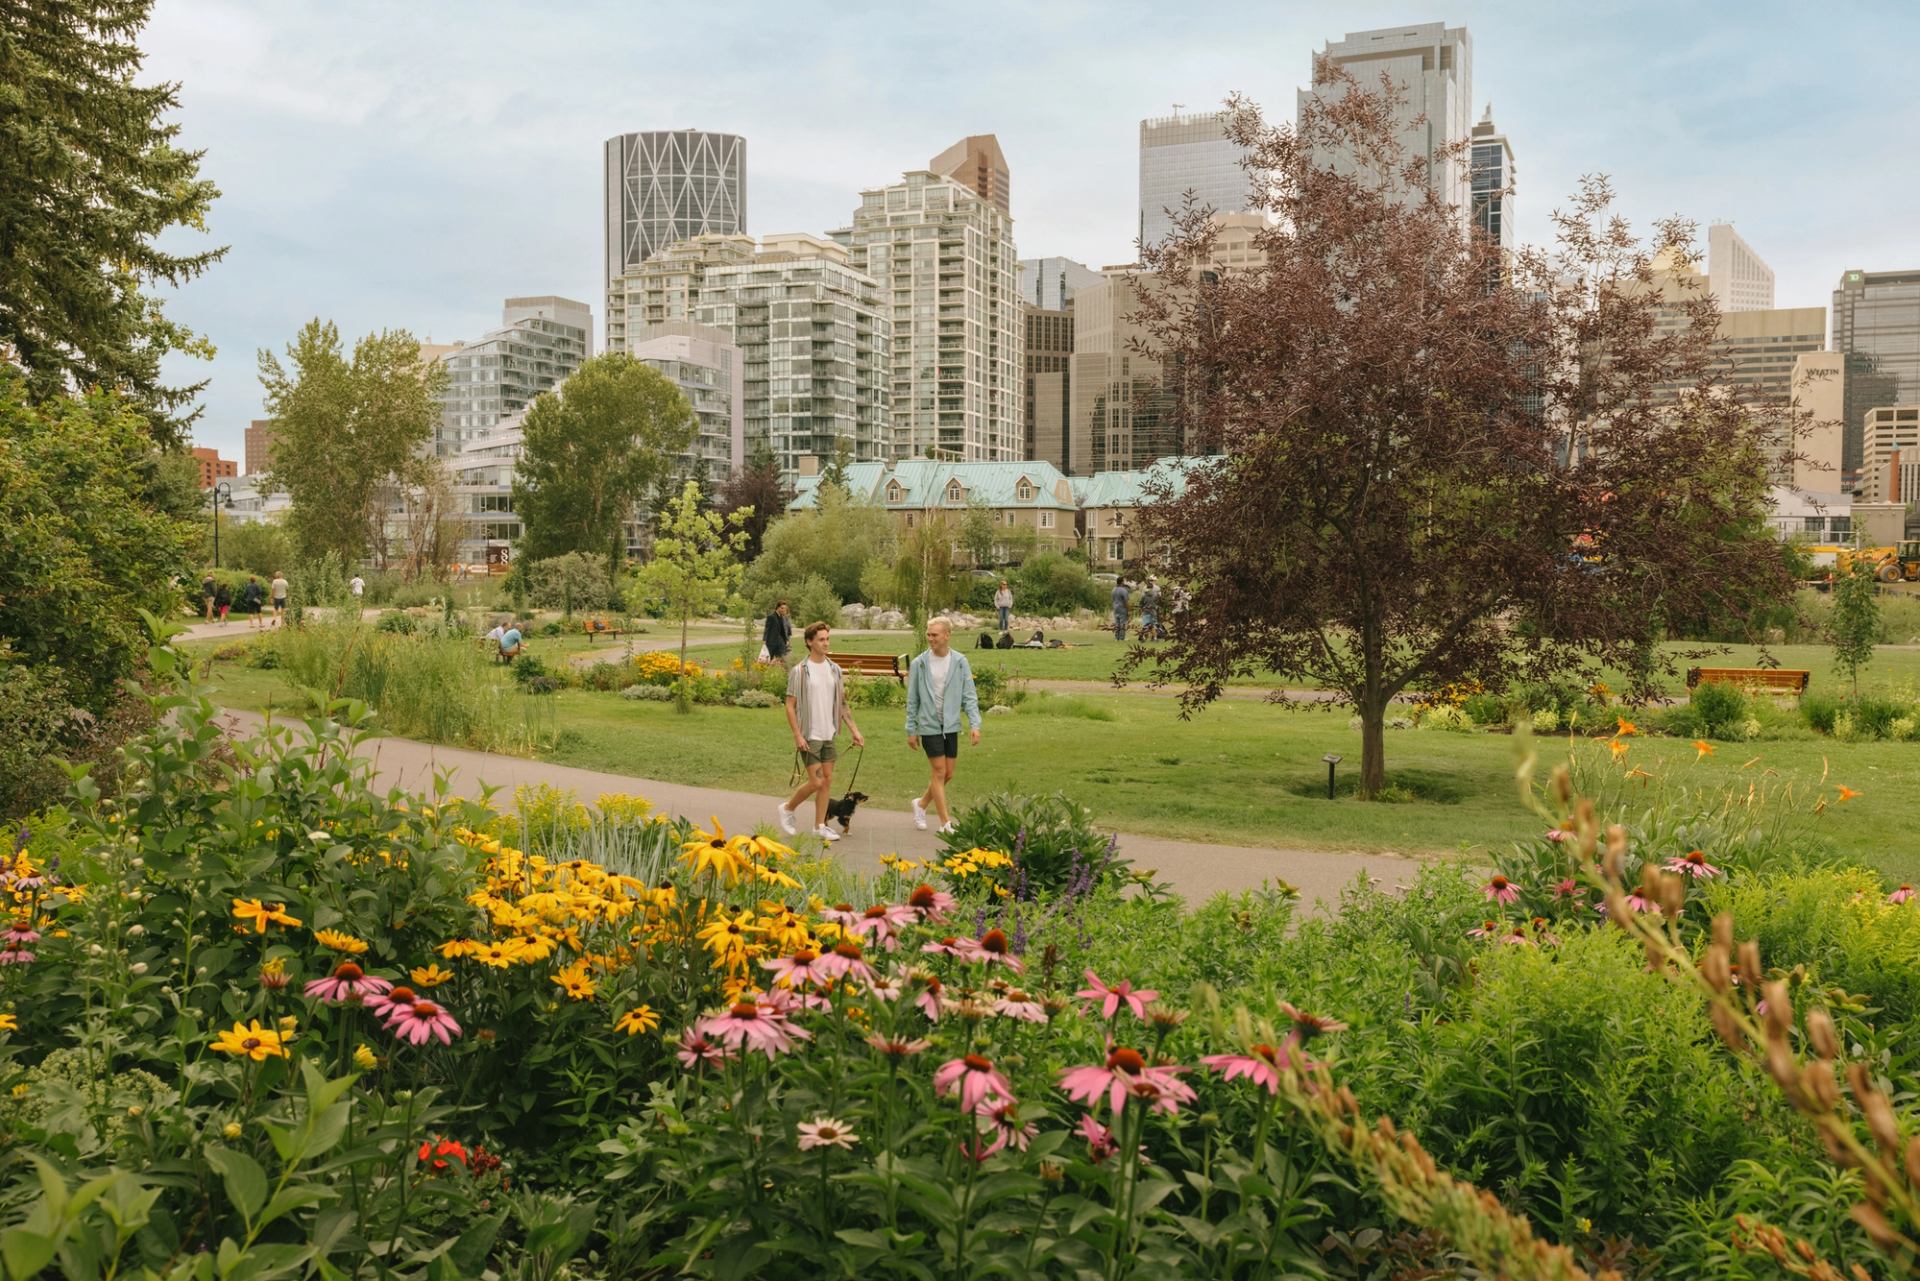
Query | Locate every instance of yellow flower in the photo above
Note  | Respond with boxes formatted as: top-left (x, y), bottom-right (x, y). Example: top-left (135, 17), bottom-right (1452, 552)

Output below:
top-left (313, 928), bottom-right (369, 954)
top-left (552, 962), bottom-right (597, 1001)
top-left (353, 1044), bottom-right (378, 1070)
top-left (210, 1020), bottom-right (286, 1061)
top-left (438, 939), bottom-right (480, 959)
top-left (410, 963), bottom-right (454, 988)
top-left (696, 909), bottom-right (760, 966)
top-left (614, 1005), bottom-right (659, 1036)
top-left (232, 898), bottom-right (302, 934)
top-left (0, 1013), bottom-right (16, 1033)
top-left (470, 938), bottom-right (530, 969)
top-left (681, 819), bottom-right (751, 884)
top-left (1692, 740), bottom-right (1715, 759)
top-left (222, 1121), bottom-right (243, 1140)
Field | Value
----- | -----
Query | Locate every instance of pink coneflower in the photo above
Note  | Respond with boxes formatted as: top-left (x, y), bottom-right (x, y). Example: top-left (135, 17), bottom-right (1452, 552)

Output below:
top-left (817, 940), bottom-right (878, 986)
top-left (864, 1033), bottom-right (930, 1058)
top-left (994, 990), bottom-right (1048, 1023)
top-left (1467, 919), bottom-right (1500, 940)
top-left (864, 971), bottom-right (904, 1002)
top-left (915, 973), bottom-right (947, 1022)
top-left (1278, 1002), bottom-right (1348, 1042)
top-left (1664, 849), bottom-right (1723, 879)
top-left (1079, 1113), bottom-right (1118, 1163)
top-left (1624, 892), bottom-right (1659, 915)
top-left (971, 929), bottom-right (1023, 972)
top-left (699, 1000), bottom-right (811, 1059)
top-left (1482, 875), bottom-right (1520, 905)
top-left (762, 949), bottom-right (834, 990)
top-left (675, 1027), bottom-right (734, 1070)
top-left (1544, 828), bottom-right (1569, 843)
top-left (1200, 1041), bottom-right (1297, 1094)
top-left (852, 905), bottom-right (903, 950)
top-left (389, 999), bottom-right (462, 1046)
top-left (1500, 925), bottom-right (1537, 947)
top-left (905, 884), bottom-right (957, 923)
top-left (303, 960), bottom-right (394, 1005)
top-left (1076, 970), bottom-right (1159, 1021)
top-left (933, 1053), bottom-right (1014, 1112)
top-left (796, 1117), bottom-right (859, 1152)
top-left (763, 986), bottom-right (832, 1014)
top-left (818, 903), bottom-right (864, 928)
top-left (0, 940), bottom-right (34, 965)
top-left (921, 936), bottom-right (973, 959)
top-left (975, 1098), bottom-right (1038, 1155)
top-left (1, 924), bottom-right (39, 945)
top-left (1889, 885), bottom-right (1915, 905)
top-left (1059, 1045), bottom-right (1196, 1116)
top-left (364, 983), bottom-right (417, 1023)
top-left (1552, 877), bottom-right (1580, 900)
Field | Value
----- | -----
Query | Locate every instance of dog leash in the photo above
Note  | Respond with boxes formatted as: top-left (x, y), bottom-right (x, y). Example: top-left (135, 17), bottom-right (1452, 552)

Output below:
top-left (840, 744), bottom-right (864, 797)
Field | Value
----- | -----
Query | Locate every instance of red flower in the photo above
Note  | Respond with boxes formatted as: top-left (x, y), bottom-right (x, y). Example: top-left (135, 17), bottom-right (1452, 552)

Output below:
top-left (417, 1137), bottom-right (468, 1172)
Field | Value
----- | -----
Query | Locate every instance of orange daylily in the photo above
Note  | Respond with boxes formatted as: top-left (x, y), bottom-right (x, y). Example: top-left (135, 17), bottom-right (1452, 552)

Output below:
top-left (1608, 738), bottom-right (1630, 761)
top-left (1836, 785), bottom-right (1861, 803)
top-left (1616, 717), bottom-right (1638, 737)
top-left (1692, 740), bottom-right (1714, 759)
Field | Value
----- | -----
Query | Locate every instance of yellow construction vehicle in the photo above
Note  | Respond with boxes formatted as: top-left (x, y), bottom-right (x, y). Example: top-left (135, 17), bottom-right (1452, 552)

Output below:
top-left (1838, 542), bottom-right (1920, 584)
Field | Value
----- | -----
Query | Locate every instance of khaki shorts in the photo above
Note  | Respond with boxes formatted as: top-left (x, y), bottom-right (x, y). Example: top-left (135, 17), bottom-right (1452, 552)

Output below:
top-left (800, 739), bottom-right (838, 766)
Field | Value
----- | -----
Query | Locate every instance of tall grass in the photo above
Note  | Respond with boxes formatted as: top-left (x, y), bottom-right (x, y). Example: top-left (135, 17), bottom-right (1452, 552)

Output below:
top-left (271, 617), bottom-right (556, 755)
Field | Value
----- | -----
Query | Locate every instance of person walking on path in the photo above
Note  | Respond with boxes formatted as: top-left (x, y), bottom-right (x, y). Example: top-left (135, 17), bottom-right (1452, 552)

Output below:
top-left (1138, 578), bottom-right (1162, 640)
top-left (994, 580), bottom-right (1013, 633)
top-left (212, 579), bottom-right (232, 625)
top-left (240, 575), bottom-right (266, 629)
top-left (1111, 578), bottom-right (1130, 641)
top-left (778, 622), bottom-right (865, 841)
top-left (349, 575), bottom-right (365, 612)
top-left (762, 600), bottom-right (793, 663)
top-left (269, 572), bottom-right (289, 627)
top-left (906, 617), bottom-right (982, 835)
top-left (200, 572), bottom-right (216, 623)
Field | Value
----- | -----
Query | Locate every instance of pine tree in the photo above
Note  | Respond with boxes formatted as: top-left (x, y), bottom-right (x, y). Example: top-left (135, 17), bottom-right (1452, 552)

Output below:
top-left (0, 0), bottom-right (225, 444)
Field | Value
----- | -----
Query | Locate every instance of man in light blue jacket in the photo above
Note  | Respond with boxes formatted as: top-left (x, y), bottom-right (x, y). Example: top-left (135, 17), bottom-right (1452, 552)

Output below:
top-left (905, 617), bottom-right (982, 835)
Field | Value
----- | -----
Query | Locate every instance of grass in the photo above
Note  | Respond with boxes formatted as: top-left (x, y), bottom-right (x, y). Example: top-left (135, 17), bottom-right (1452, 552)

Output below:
top-left (187, 634), bottom-right (1920, 884)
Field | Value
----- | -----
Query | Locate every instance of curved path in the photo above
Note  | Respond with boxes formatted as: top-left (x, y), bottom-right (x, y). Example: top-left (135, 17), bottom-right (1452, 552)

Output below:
top-left (216, 709), bottom-right (1433, 912)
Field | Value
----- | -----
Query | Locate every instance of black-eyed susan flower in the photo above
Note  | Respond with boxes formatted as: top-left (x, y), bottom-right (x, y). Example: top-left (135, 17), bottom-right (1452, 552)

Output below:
top-left (614, 1005), bottom-right (659, 1036)
top-left (211, 1019), bottom-right (287, 1061)
top-left (409, 963), bottom-right (453, 988)
top-left (232, 899), bottom-right (302, 934)
top-left (312, 928), bottom-right (369, 955)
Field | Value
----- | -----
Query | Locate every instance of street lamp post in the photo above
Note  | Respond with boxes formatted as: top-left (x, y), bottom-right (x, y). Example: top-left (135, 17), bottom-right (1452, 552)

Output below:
top-left (210, 480), bottom-right (233, 568)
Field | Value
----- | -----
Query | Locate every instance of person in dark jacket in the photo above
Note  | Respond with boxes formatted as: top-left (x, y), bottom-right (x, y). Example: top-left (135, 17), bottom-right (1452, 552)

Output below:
top-left (240, 576), bottom-right (267, 630)
top-left (763, 600), bottom-right (794, 662)
top-left (212, 580), bottom-right (233, 625)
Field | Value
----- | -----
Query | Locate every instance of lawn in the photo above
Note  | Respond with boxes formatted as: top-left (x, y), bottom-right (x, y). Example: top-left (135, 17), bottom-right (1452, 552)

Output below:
top-left (189, 636), bottom-right (1920, 883)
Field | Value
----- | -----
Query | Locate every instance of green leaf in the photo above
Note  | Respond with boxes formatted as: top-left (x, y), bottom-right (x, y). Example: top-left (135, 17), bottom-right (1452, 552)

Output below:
top-left (258, 1184), bottom-right (333, 1229)
top-left (0, 1227), bottom-right (57, 1281)
top-left (203, 1146), bottom-right (267, 1223)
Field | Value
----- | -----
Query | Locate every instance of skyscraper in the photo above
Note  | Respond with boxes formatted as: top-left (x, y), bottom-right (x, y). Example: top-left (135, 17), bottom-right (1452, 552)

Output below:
top-left (1833, 268), bottom-right (1920, 484)
top-left (1138, 110), bottom-right (1262, 252)
top-left (1469, 105), bottom-right (1514, 255)
top-left (435, 297), bottom-right (592, 456)
top-left (928, 134), bottom-right (1010, 217)
top-left (1301, 23), bottom-right (1473, 216)
top-left (1018, 257), bottom-right (1100, 310)
top-left (603, 130), bottom-right (745, 343)
top-left (839, 161), bottom-right (1022, 462)
top-left (1024, 304), bottom-right (1073, 470)
top-left (1708, 225), bottom-right (1775, 312)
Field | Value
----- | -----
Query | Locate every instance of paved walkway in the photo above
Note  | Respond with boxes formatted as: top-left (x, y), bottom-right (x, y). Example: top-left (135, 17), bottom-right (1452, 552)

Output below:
top-left (216, 709), bottom-right (1429, 910)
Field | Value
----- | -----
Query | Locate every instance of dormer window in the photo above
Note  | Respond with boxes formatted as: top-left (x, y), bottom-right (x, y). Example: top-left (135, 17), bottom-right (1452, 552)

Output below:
top-left (1015, 479), bottom-right (1035, 501)
top-left (947, 481), bottom-right (964, 502)
top-left (886, 481), bottom-right (904, 503)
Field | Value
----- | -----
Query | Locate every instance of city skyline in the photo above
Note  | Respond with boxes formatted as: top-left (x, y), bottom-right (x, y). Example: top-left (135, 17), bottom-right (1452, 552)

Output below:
top-left (141, 0), bottom-right (1920, 462)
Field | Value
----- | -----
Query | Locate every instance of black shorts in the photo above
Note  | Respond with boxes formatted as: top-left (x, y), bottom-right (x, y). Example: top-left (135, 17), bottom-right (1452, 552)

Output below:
top-left (921, 731), bottom-right (960, 759)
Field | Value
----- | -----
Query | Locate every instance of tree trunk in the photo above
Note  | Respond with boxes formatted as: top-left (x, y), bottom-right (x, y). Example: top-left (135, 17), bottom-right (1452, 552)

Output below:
top-left (1359, 696), bottom-right (1387, 797)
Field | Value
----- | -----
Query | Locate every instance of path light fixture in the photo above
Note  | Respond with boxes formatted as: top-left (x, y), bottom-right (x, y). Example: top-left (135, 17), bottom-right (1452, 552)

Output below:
top-left (209, 480), bottom-right (234, 568)
top-left (1321, 753), bottom-right (1342, 800)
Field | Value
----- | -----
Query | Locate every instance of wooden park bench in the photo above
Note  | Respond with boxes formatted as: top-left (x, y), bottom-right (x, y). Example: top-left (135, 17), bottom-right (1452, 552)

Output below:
top-left (1685, 667), bottom-right (1811, 695)
top-left (583, 618), bottom-right (626, 642)
top-left (830, 652), bottom-right (906, 684)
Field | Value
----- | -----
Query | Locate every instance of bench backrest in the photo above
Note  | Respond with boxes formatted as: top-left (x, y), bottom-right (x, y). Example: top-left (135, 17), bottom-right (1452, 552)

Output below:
top-left (1685, 667), bottom-right (1810, 693)
top-left (828, 652), bottom-right (905, 682)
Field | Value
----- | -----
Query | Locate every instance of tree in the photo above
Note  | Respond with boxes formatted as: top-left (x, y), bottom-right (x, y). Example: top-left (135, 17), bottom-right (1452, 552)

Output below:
top-left (0, 370), bottom-right (195, 711)
top-left (719, 439), bottom-right (792, 562)
top-left (1830, 561), bottom-right (1879, 696)
top-left (817, 438), bottom-right (853, 494)
top-left (257, 320), bottom-right (447, 565)
top-left (0, 0), bottom-right (225, 445)
top-left (748, 485), bottom-right (897, 604)
top-left (514, 352), bottom-right (697, 565)
top-left (1124, 74), bottom-right (1794, 795)
top-left (893, 511), bottom-right (959, 631)
top-left (960, 499), bottom-right (999, 568)
top-left (640, 480), bottom-right (750, 712)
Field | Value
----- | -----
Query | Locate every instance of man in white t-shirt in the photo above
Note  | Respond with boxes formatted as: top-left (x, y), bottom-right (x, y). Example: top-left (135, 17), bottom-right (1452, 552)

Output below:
top-left (777, 622), bottom-right (865, 841)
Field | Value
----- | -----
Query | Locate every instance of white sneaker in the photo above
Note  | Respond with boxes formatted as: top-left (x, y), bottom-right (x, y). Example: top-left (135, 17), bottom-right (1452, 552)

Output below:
top-left (911, 798), bottom-right (928, 831)
top-left (814, 824), bottom-right (841, 843)
top-left (776, 804), bottom-right (796, 836)
top-left (937, 821), bottom-right (956, 836)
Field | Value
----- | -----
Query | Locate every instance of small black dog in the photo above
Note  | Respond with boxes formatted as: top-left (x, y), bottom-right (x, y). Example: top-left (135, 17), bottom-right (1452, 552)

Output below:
top-left (825, 790), bottom-right (870, 832)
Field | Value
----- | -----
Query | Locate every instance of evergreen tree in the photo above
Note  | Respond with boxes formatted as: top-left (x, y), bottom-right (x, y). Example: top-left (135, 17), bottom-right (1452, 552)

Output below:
top-left (0, 0), bottom-right (225, 444)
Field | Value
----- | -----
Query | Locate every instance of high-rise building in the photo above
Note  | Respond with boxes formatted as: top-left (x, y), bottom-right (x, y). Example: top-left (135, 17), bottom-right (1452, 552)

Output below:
top-left (603, 130), bottom-right (746, 344)
top-left (928, 134), bottom-right (1010, 217)
top-left (1469, 105), bottom-right (1515, 256)
top-left (627, 322), bottom-right (745, 477)
top-left (839, 164), bottom-right (1022, 462)
top-left (189, 447), bottom-right (237, 488)
top-left (1018, 257), bottom-right (1100, 310)
top-left (244, 419), bottom-right (275, 476)
top-left (1788, 351), bottom-right (1846, 492)
top-left (605, 234), bottom-right (757, 352)
top-left (1833, 268), bottom-right (1920, 484)
top-left (435, 297), bottom-right (592, 455)
top-left (1138, 111), bottom-right (1263, 252)
top-left (1859, 405), bottom-right (1920, 502)
top-left (1024, 305), bottom-right (1073, 470)
top-left (1722, 307), bottom-right (1828, 406)
top-left (1301, 23), bottom-right (1473, 216)
top-left (1708, 225), bottom-right (1775, 312)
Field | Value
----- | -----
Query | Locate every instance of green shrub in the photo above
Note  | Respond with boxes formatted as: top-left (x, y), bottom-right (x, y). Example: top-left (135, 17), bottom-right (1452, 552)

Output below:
top-left (1013, 549), bottom-right (1103, 614)
top-left (1703, 867), bottom-right (1920, 1023)
top-left (0, 664), bottom-right (76, 817)
top-left (751, 572), bottom-right (841, 634)
top-left (375, 610), bottom-right (417, 634)
top-left (621, 683), bottom-right (672, 701)
top-left (1418, 703), bottom-right (1474, 732)
top-left (1688, 680), bottom-right (1748, 739)
top-left (1461, 691), bottom-right (1508, 725)
top-left (527, 551), bottom-right (619, 612)
top-left (938, 791), bottom-right (1122, 893)
top-left (847, 674), bottom-right (904, 709)
top-left (1802, 691), bottom-right (1840, 735)
top-left (509, 653), bottom-right (553, 688)
top-left (732, 690), bottom-right (778, 708)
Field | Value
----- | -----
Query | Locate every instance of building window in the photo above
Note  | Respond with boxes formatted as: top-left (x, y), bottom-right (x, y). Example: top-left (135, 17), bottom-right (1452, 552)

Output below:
top-left (1105, 538), bottom-right (1125, 561)
top-left (886, 482), bottom-right (903, 502)
top-left (1016, 479), bottom-right (1034, 501)
top-left (1039, 511), bottom-right (1054, 529)
top-left (947, 481), bottom-right (963, 502)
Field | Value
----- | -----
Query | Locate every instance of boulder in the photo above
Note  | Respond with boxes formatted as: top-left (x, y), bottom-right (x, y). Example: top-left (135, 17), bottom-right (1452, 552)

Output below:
top-left (839, 602), bottom-right (868, 625)
top-left (987, 703), bottom-right (1014, 716)
top-left (873, 609), bottom-right (907, 630)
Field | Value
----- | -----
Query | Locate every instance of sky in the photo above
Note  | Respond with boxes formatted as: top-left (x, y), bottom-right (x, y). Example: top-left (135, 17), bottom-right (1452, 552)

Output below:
top-left (142, 0), bottom-right (1920, 463)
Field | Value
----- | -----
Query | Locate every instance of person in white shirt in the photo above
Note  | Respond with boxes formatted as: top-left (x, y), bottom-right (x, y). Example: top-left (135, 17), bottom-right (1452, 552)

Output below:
top-left (905, 617), bottom-right (982, 834)
top-left (777, 622), bottom-right (865, 841)
top-left (993, 580), bottom-right (1013, 633)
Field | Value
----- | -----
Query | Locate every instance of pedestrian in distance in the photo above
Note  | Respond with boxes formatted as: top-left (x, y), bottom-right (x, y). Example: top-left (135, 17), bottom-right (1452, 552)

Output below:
top-left (1111, 577), bottom-right (1130, 641)
top-left (778, 622), bottom-right (866, 842)
top-left (994, 579), bottom-right (1014, 633)
top-left (906, 617), bottom-right (982, 836)
top-left (200, 571), bottom-right (216, 623)
top-left (213, 579), bottom-right (232, 624)
top-left (269, 571), bottom-right (289, 627)
top-left (241, 575), bottom-right (266, 629)
top-left (349, 575), bottom-right (365, 611)
top-left (495, 622), bottom-right (523, 664)
top-left (762, 599), bottom-right (793, 663)
top-left (1139, 577), bottom-right (1163, 640)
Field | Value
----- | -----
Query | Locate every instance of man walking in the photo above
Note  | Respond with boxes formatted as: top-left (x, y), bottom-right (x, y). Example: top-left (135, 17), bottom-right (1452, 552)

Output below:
top-left (269, 571), bottom-right (289, 627)
top-left (200, 571), bottom-right (216, 623)
top-left (762, 599), bottom-right (793, 663)
top-left (778, 622), bottom-right (865, 841)
top-left (906, 617), bottom-right (981, 835)
top-left (241, 575), bottom-right (266, 629)
top-left (993, 580), bottom-right (1013, 634)
top-left (1111, 577), bottom-right (1130, 641)
top-left (1138, 577), bottom-right (1163, 640)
